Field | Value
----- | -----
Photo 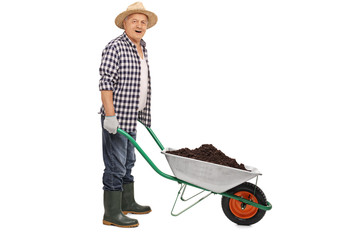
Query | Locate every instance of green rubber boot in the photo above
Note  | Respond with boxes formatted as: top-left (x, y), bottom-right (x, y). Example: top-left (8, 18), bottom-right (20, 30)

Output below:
top-left (122, 182), bottom-right (152, 215)
top-left (103, 190), bottom-right (139, 228)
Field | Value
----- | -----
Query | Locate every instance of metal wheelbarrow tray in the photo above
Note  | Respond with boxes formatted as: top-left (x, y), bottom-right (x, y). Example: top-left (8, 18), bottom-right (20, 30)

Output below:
top-left (116, 121), bottom-right (272, 226)
top-left (163, 148), bottom-right (261, 193)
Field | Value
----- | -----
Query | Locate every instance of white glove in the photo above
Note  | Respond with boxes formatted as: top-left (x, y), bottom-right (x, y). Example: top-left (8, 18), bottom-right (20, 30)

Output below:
top-left (103, 116), bottom-right (118, 134)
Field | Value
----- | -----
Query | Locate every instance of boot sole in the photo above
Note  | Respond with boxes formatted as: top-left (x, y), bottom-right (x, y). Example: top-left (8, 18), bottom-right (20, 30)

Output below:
top-left (103, 220), bottom-right (139, 228)
top-left (123, 209), bottom-right (152, 215)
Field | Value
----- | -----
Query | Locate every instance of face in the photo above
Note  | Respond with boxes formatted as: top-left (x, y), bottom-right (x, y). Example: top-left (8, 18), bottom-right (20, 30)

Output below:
top-left (123, 13), bottom-right (148, 44)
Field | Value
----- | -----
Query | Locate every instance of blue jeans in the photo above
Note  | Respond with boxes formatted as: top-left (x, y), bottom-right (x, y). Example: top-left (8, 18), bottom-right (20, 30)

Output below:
top-left (101, 116), bottom-right (136, 191)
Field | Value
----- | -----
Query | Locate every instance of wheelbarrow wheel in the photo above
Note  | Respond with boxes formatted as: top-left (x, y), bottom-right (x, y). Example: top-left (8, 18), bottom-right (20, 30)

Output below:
top-left (221, 182), bottom-right (267, 226)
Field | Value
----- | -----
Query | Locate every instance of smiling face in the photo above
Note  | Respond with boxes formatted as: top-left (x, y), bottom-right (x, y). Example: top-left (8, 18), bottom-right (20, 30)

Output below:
top-left (123, 13), bottom-right (148, 45)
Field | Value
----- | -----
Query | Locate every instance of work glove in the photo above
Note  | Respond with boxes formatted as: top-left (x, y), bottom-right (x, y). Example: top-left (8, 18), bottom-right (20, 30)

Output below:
top-left (103, 116), bottom-right (118, 134)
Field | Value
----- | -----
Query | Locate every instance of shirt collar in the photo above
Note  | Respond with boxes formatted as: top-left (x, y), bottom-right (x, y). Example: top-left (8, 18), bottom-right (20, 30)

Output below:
top-left (122, 32), bottom-right (146, 48)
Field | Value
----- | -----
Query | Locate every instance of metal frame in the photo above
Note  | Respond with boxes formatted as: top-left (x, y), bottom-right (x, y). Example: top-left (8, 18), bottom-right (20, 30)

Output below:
top-left (171, 184), bottom-right (213, 216)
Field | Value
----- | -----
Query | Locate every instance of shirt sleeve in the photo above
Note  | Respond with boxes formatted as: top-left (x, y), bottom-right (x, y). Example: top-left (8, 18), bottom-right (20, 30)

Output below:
top-left (99, 44), bottom-right (120, 91)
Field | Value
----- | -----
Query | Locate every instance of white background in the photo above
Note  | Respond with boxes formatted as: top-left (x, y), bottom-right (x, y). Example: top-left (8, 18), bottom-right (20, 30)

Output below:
top-left (1, 0), bottom-right (359, 239)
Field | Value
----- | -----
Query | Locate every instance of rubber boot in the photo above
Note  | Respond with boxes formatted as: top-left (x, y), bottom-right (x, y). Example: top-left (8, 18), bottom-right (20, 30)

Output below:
top-left (122, 182), bottom-right (152, 214)
top-left (103, 190), bottom-right (139, 228)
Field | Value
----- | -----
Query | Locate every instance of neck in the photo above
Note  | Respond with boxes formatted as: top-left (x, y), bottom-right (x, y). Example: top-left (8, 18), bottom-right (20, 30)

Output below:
top-left (130, 38), bottom-right (141, 47)
top-left (125, 32), bottom-right (141, 47)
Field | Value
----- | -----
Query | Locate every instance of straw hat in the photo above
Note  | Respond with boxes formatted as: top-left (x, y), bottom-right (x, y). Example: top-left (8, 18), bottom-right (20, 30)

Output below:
top-left (115, 2), bottom-right (158, 29)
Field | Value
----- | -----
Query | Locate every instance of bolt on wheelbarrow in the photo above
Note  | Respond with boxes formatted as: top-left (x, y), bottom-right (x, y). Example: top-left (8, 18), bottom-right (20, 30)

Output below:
top-left (117, 121), bottom-right (272, 226)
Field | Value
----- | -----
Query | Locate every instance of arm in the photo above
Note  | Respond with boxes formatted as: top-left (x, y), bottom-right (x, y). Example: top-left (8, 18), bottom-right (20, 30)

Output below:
top-left (99, 44), bottom-right (119, 116)
top-left (99, 44), bottom-right (120, 134)
top-left (101, 90), bottom-right (115, 116)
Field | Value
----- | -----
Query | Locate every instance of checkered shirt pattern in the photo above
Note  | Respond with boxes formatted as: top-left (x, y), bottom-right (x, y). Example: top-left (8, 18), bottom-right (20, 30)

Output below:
top-left (99, 32), bottom-right (151, 133)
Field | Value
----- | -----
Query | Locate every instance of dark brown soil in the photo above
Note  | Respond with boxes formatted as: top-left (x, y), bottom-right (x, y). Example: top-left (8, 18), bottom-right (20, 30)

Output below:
top-left (166, 144), bottom-right (249, 171)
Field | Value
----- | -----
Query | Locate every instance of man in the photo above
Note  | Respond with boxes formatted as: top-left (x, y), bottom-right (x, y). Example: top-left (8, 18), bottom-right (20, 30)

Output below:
top-left (98, 2), bottom-right (158, 228)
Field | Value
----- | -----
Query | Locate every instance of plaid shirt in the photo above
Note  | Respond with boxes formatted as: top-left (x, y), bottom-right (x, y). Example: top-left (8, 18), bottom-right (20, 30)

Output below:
top-left (99, 32), bottom-right (151, 133)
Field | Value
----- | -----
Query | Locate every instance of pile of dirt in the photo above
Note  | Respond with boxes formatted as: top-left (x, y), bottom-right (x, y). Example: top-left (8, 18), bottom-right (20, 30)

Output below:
top-left (166, 144), bottom-right (249, 171)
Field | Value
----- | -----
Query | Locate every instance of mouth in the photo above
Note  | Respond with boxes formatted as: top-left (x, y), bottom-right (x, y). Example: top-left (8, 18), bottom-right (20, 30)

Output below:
top-left (135, 30), bottom-right (142, 33)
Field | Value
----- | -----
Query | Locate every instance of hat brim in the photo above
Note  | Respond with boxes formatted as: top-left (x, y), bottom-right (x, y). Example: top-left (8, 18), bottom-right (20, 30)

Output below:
top-left (115, 9), bottom-right (158, 29)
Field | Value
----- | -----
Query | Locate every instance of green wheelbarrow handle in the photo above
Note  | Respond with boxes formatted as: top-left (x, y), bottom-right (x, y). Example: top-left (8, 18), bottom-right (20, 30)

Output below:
top-left (116, 125), bottom-right (208, 189)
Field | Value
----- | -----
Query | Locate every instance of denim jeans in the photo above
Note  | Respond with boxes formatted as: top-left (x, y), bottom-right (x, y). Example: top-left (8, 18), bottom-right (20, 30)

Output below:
top-left (101, 116), bottom-right (136, 191)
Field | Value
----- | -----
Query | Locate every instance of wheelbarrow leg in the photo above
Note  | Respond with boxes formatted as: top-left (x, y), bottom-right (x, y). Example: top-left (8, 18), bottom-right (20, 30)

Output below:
top-left (171, 183), bottom-right (213, 216)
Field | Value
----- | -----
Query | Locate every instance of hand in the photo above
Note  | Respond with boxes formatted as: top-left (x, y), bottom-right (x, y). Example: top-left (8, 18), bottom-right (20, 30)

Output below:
top-left (103, 116), bottom-right (118, 134)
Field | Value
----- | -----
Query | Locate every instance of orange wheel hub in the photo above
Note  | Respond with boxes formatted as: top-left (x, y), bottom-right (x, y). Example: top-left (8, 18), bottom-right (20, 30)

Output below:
top-left (229, 191), bottom-right (259, 219)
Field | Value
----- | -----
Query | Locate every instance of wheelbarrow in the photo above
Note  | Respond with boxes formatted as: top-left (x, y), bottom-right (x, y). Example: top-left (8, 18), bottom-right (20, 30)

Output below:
top-left (117, 121), bottom-right (272, 226)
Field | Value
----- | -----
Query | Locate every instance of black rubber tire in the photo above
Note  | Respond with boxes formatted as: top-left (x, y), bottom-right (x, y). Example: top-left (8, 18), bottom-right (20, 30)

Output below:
top-left (221, 182), bottom-right (267, 226)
